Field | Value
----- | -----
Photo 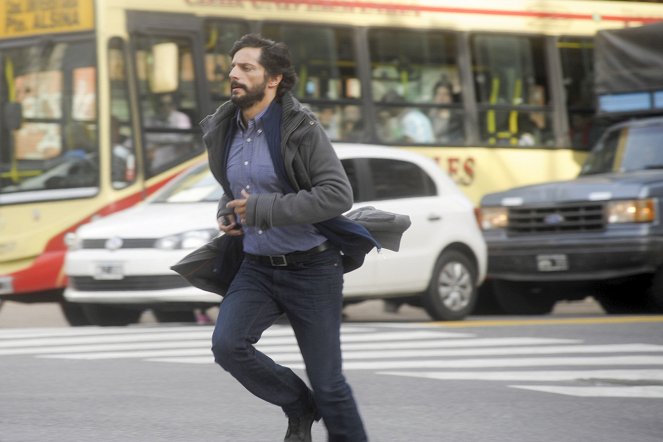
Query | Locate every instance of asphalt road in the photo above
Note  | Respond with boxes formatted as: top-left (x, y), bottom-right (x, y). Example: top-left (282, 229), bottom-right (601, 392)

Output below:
top-left (1, 314), bottom-right (662, 442)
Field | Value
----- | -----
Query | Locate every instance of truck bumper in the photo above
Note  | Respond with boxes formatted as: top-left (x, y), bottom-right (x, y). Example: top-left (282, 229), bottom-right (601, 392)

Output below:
top-left (487, 236), bottom-right (663, 282)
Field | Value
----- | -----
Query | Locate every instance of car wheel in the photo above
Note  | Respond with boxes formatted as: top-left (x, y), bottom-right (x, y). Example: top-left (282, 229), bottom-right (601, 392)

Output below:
top-left (153, 309), bottom-right (196, 323)
top-left (422, 250), bottom-right (477, 321)
top-left (492, 280), bottom-right (556, 315)
top-left (82, 304), bottom-right (143, 326)
top-left (60, 299), bottom-right (92, 326)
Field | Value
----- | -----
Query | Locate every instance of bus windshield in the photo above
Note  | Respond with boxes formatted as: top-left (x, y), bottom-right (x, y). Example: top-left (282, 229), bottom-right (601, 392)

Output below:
top-left (0, 38), bottom-right (98, 198)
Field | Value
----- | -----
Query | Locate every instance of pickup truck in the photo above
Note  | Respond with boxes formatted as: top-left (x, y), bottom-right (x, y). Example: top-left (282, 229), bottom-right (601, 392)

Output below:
top-left (479, 116), bottom-right (663, 314)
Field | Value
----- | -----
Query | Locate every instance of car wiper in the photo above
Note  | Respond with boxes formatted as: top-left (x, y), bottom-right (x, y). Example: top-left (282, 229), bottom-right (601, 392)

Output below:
top-left (642, 164), bottom-right (663, 170)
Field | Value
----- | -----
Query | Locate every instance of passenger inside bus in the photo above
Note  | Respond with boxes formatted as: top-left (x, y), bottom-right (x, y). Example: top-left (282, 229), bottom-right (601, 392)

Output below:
top-left (341, 105), bottom-right (364, 142)
top-left (428, 80), bottom-right (464, 144)
top-left (145, 93), bottom-right (192, 171)
top-left (111, 116), bottom-right (136, 186)
top-left (380, 90), bottom-right (434, 144)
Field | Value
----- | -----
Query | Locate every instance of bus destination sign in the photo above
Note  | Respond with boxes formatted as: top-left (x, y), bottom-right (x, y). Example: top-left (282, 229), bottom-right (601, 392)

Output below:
top-left (1, 0), bottom-right (94, 39)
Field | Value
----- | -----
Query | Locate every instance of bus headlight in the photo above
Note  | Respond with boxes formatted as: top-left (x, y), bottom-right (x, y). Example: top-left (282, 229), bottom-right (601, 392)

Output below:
top-left (479, 207), bottom-right (509, 230)
top-left (154, 229), bottom-right (218, 250)
top-left (607, 199), bottom-right (656, 223)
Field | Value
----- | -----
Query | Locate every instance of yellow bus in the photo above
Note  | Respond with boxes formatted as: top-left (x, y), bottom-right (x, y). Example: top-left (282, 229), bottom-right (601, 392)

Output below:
top-left (1, 0), bottom-right (662, 310)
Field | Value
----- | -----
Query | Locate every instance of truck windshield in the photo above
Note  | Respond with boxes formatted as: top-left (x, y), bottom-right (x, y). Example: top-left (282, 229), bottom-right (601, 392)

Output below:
top-left (0, 39), bottom-right (98, 197)
top-left (580, 122), bottom-right (663, 176)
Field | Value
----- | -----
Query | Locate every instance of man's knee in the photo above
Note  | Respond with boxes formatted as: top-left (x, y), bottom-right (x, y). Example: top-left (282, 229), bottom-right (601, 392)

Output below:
top-left (211, 331), bottom-right (244, 370)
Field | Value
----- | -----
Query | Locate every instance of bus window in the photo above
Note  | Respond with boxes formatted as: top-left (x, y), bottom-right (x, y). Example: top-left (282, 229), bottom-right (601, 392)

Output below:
top-left (108, 37), bottom-right (136, 188)
top-left (204, 20), bottom-right (250, 108)
top-left (471, 34), bottom-right (554, 147)
top-left (0, 39), bottom-right (99, 194)
top-left (559, 37), bottom-right (601, 150)
top-left (368, 29), bottom-right (463, 145)
top-left (133, 35), bottom-right (202, 176)
top-left (261, 24), bottom-right (362, 142)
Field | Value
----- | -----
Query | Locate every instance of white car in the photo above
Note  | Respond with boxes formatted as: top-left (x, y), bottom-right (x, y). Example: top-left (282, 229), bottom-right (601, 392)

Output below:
top-left (64, 144), bottom-right (486, 325)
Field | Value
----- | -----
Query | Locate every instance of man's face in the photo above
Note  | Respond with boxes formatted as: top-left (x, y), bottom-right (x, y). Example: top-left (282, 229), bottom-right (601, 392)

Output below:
top-left (229, 47), bottom-right (269, 109)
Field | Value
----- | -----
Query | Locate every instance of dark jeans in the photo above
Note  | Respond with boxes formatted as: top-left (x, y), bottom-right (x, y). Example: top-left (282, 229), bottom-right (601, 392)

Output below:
top-left (211, 248), bottom-right (368, 442)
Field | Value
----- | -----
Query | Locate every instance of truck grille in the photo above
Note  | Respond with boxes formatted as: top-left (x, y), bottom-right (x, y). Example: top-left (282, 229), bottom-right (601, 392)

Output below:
top-left (69, 275), bottom-right (189, 291)
top-left (507, 203), bottom-right (605, 234)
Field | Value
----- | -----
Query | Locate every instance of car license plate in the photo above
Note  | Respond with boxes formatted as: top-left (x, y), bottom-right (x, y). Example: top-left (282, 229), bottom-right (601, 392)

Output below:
top-left (536, 254), bottom-right (568, 272)
top-left (94, 263), bottom-right (124, 280)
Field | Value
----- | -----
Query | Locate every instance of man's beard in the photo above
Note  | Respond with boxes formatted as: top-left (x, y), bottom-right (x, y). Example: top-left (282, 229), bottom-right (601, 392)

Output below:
top-left (231, 78), bottom-right (268, 109)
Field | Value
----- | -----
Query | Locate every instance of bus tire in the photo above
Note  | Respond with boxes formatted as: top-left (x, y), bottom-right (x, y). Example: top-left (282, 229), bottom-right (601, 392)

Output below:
top-left (493, 280), bottom-right (556, 315)
top-left (422, 250), bottom-right (477, 321)
top-left (82, 304), bottom-right (142, 326)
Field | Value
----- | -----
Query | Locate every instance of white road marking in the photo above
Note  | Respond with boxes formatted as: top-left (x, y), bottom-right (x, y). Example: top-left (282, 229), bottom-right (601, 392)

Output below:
top-left (380, 369), bottom-right (663, 382)
top-left (511, 385), bottom-right (663, 398)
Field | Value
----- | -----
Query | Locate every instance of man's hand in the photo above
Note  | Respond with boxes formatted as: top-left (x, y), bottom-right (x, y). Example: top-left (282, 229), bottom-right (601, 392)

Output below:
top-left (217, 216), bottom-right (243, 236)
top-left (226, 189), bottom-right (250, 225)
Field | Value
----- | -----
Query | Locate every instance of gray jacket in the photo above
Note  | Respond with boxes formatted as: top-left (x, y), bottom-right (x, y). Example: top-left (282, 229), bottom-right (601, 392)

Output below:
top-left (201, 92), bottom-right (353, 231)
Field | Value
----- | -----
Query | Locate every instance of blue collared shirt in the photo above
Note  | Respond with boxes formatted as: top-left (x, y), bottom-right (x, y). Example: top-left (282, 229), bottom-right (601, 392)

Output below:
top-left (226, 106), bottom-right (327, 255)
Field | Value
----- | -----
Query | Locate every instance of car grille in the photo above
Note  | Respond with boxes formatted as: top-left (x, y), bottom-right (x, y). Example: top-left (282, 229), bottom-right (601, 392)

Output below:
top-left (69, 275), bottom-right (189, 291)
top-left (507, 203), bottom-right (605, 235)
top-left (81, 238), bottom-right (156, 249)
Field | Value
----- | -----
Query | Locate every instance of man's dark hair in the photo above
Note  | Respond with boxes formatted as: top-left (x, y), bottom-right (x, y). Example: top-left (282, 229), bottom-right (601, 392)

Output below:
top-left (230, 34), bottom-right (297, 98)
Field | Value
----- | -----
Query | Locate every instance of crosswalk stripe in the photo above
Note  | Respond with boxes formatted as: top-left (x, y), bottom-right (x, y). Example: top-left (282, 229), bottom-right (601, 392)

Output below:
top-left (0, 337), bottom-right (575, 357)
top-left (379, 369), bottom-right (663, 382)
top-left (288, 355), bottom-right (663, 370)
top-left (146, 355), bottom-right (663, 368)
top-left (511, 385), bottom-right (663, 398)
top-left (44, 342), bottom-right (648, 361)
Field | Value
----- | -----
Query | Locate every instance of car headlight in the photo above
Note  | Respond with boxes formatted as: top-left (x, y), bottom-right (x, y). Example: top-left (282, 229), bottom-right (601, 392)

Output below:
top-left (155, 229), bottom-right (218, 250)
top-left (479, 207), bottom-right (508, 230)
top-left (64, 231), bottom-right (82, 250)
top-left (607, 199), bottom-right (656, 223)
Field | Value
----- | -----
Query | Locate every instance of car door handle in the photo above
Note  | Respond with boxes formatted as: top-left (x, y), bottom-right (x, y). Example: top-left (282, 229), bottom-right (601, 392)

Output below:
top-left (427, 214), bottom-right (442, 221)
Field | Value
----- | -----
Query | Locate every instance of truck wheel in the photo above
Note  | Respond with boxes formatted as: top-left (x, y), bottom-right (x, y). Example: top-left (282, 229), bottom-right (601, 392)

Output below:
top-left (82, 304), bottom-right (143, 326)
top-left (595, 278), bottom-right (652, 314)
top-left (422, 250), bottom-right (478, 321)
top-left (493, 280), bottom-right (556, 315)
top-left (646, 268), bottom-right (663, 313)
top-left (473, 281), bottom-right (507, 315)
top-left (60, 300), bottom-right (92, 326)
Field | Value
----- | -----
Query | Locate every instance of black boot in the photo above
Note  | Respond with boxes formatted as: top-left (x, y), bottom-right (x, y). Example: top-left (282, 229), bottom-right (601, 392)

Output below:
top-left (284, 411), bottom-right (318, 442)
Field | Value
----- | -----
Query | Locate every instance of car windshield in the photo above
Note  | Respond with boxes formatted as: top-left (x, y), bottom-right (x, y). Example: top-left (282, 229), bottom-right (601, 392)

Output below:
top-left (580, 122), bottom-right (663, 175)
top-left (152, 165), bottom-right (222, 203)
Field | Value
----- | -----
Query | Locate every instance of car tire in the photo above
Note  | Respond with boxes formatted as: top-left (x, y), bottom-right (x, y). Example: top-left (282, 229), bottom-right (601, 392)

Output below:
top-left (422, 250), bottom-right (478, 321)
top-left (492, 280), bottom-right (556, 315)
top-left (153, 309), bottom-right (196, 323)
top-left (60, 299), bottom-right (92, 326)
top-left (82, 304), bottom-right (143, 326)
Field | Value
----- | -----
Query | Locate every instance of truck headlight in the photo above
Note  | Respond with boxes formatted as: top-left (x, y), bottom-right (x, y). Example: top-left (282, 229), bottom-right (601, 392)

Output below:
top-left (479, 207), bottom-right (508, 230)
top-left (607, 199), bottom-right (656, 223)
